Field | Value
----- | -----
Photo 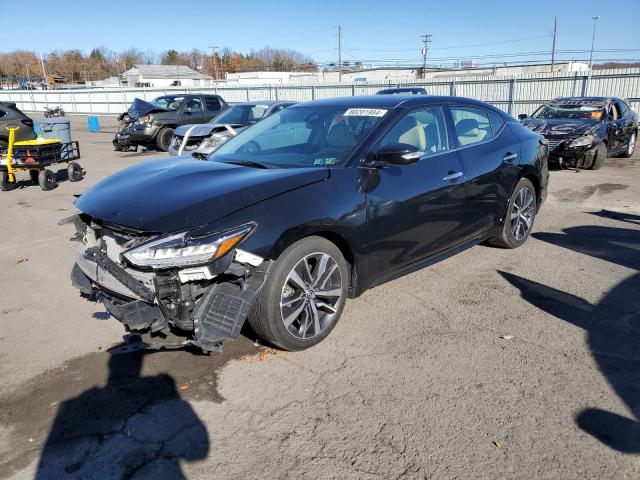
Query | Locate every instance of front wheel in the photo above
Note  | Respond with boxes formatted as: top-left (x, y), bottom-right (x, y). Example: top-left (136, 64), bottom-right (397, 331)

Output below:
top-left (0, 170), bottom-right (16, 191)
top-left (490, 178), bottom-right (537, 249)
top-left (38, 169), bottom-right (57, 191)
top-left (247, 236), bottom-right (349, 351)
top-left (155, 127), bottom-right (175, 152)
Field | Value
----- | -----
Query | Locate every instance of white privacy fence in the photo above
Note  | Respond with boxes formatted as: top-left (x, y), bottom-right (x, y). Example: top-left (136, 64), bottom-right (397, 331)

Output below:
top-left (1, 68), bottom-right (639, 118)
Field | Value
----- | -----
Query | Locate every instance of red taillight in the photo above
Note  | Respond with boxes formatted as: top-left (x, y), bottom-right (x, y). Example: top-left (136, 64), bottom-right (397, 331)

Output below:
top-left (22, 119), bottom-right (34, 127)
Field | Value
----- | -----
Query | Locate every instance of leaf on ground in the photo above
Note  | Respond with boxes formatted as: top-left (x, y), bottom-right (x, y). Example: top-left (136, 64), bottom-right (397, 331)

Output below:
top-left (499, 335), bottom-right (515, 341)
top-left (178, 384), bottom-right (189, 390)
top-left (280, 434), bottom-right (289, 443)
top-left (493, 441), bottom-right (506, 449)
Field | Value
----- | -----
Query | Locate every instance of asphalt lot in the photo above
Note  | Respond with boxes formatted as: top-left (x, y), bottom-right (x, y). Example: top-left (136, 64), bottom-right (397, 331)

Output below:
top-left (0, 116), bottom-right (639, 479)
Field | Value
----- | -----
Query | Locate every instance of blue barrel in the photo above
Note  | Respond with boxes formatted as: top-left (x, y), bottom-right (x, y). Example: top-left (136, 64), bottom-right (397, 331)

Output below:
top-left (88, 115), bottom-right (100, 132)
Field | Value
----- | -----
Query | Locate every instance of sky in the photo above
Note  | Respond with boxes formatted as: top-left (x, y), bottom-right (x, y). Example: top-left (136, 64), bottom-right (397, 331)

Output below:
top-left (1, 0), bottom-right (639, 67)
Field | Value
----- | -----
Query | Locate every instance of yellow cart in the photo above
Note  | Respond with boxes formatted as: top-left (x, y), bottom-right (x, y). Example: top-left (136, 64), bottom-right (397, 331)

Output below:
top-left (1, 126), bottom-right (82, 191)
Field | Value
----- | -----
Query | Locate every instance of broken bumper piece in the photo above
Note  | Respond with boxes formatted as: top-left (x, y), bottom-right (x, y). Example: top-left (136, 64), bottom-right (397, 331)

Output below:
top-left (70, 236), bottom-right (272, 353)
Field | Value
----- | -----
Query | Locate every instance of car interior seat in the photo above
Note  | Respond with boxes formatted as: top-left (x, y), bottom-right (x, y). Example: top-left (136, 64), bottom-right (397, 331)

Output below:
top-left (394, 116), bottom-right (426, 151)
top-left (456, 118), bottom-right (486, 145)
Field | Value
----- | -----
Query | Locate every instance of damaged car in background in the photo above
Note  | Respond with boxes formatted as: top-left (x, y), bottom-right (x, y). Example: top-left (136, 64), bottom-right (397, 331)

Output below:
top-left (519, 96), bottom-right (637, 169)
top-left (113, 94), bottom-right (228, 152)
top-left (68, 95), bottom-right (548, 353)
top-left (168, 100), bottom-right (296, 158)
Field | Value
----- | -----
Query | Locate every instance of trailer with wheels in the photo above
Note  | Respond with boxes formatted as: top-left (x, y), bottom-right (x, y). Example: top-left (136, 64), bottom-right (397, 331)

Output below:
top-left (0, 126), bottom-right (82, 191)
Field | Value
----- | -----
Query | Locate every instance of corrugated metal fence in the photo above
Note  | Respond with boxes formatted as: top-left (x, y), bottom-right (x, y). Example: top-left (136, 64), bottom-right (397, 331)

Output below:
top-left (1, 68), bottom-right (639, 117)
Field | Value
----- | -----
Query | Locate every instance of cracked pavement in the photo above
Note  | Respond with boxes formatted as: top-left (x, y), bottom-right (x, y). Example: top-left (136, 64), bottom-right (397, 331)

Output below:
top-left (0, 118), bottom-right (639, 479)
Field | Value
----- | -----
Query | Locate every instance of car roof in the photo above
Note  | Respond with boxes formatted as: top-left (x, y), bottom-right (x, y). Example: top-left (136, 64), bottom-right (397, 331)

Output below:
top-left (293, 95), bottom-right (503, 112)
top-left (233, 100), bottom-right (295, 107)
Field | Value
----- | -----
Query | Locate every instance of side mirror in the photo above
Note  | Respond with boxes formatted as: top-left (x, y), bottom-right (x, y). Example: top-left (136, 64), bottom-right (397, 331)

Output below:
top-left (372, 143), bottom-right (421, 166)
top-left (518, 114), bottom-right (528, 120)
top-left (184, 107), bottom-right (193, 114)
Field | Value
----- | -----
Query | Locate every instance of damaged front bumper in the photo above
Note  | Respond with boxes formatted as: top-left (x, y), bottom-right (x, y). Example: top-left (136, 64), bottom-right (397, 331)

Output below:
top-left (546, 137), bottom-right (600, 169)
top-left (69, 215), bottom-right (271, 352)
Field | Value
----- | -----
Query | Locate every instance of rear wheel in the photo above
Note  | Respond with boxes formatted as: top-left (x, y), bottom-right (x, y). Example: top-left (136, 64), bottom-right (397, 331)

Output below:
top-left (619, 132), bottom-right (636, 158)
top-left (0, 170), bottom-right (16, 191)
top-left (248, 236), bottom-right (349, 351)
top-left (38, 169), bottom-right (57, 191)
top-left (67, 162), bottom-right (83, 182)
top-left (155, 127), bottom-right (175, 152)
top-left (490, 178), bottom-right (537, 249)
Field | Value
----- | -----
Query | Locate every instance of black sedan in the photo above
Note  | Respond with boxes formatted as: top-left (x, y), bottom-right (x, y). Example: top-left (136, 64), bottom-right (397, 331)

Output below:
top-left (69, 95), bottom-right (548, 352)
top-left (520, 96), bottom-right (637, 169)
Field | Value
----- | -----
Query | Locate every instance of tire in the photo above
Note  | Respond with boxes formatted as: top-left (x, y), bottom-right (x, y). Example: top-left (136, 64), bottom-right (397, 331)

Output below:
top-left (619, 132), bottom-right (636, 158)
top-left (490, 178), bottom-right (537, 249)
top-left (247, 236), bottom-right (349, 351)
top-left (0, 170), bottom-right (16, 191)
top-left (155, 127), bottom-right (175, 152)
top-left (38, 169), bottom-right (57, 191)
top-left (29, 170), bottom-right (39, 185)
top-left (67, 162), bottom-right (83, 182)
top-left (588, 142), bottom-right (607, 170)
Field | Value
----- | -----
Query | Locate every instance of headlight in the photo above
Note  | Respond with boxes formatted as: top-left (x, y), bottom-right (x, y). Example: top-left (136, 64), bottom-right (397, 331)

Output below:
top-left (123, 223), bottom-right (255, 269)
top-left (200, 133), bottom-right (230, 151)
top-left (569, 135), bottom-right (594, 148)
top-left (137, 115), bottom-right (151, 125)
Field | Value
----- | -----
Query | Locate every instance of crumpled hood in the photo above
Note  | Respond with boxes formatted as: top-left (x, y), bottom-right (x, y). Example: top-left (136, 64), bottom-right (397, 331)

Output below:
top-left (75, 157), bottom-right (329, 233)
top-left (128, 98), bottom-right (168, 119)
top-left (522, 118), bottom-right (598, 137)
top-left (174, 122), bottom-right (247, 138)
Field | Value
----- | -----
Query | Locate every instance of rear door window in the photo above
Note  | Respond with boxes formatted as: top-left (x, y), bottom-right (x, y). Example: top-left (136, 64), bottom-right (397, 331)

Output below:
top-left (205, 97), bottom-right (221, 112)
top-left (450, 107), bottom-right (493, 146)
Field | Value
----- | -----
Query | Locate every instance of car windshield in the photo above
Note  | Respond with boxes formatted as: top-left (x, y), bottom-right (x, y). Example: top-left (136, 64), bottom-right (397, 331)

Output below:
top-left (212, 104), bottom-right (270, 125)
top-left (151, 95), bottom-right (185, 111)
top-left (532, 104), bottom-right (605, 120)
top-left (211, 106), bottom-right (389, 168)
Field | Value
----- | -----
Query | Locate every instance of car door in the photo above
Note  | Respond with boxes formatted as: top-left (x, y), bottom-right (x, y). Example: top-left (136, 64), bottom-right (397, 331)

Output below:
top-left (364, 105), bottom-right (467, 281)
top-left (615, 100), bottom-right (635, 152)
top-left (605, 101), bottom-right (627, 153)
top-left (179, 97), bottom-right (206, 125)
top-left (203, 96), bottom-right (224, 122)
top-left (449, 105), bottom-right (521, 239)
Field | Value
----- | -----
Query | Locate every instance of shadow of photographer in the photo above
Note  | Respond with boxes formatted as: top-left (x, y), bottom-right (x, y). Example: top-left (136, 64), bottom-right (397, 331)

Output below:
top-left (35, 347), bottom-right (209, 479)
top-left (500, 223), bottom-right (640, 453)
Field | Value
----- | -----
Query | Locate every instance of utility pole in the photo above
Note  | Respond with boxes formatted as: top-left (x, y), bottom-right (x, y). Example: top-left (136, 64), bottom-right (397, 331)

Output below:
top-left (587, 16), bottom-right (600, 95)
top-left (421, 34), bottom-right (432, 79)
top-left (208, 46), bottom-right (219, 81)
top-left (550, 17), bottom-right (557, 72)
top-left (337, 25), bottom-right (342, 82)
top-left (39, 51), bottom-right (47, 84)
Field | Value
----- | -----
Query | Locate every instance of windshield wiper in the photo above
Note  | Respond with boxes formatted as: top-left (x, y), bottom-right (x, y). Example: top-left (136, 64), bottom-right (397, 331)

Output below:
top-left (220, 159), bottom-right (277, 169)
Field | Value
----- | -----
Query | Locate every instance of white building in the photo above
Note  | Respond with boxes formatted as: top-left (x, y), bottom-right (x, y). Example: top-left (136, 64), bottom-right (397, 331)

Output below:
top-left (123, 64), bottom-right (214, 88)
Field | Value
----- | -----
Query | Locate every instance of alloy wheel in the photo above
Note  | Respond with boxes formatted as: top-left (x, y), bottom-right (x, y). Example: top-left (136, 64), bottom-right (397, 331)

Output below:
top-left (510, 187), bottom-right (535, 241)
top-left (280, 252), bottom-right (343, 340)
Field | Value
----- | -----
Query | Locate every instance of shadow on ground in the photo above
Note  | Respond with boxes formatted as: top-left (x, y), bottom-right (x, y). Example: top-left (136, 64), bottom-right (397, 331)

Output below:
top-left (500, 220), bottom-right (640, 453)
top-left (0, 338), bottom-right (256, 479)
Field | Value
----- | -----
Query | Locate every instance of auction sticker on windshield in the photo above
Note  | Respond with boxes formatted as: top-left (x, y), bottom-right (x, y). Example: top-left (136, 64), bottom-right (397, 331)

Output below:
top-left (344, 108), bottom-right (388, 117)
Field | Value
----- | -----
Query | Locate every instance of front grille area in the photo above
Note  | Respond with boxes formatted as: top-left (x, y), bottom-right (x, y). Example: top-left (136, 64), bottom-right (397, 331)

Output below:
top-left (547, 138), bottom-right (565, 151)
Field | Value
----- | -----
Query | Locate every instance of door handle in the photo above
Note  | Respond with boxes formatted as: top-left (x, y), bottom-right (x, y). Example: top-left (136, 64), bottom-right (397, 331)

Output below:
top-left (443, 171), bottom-right (463, 182)
top-left (503, 152), bottom-right (518, 162)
